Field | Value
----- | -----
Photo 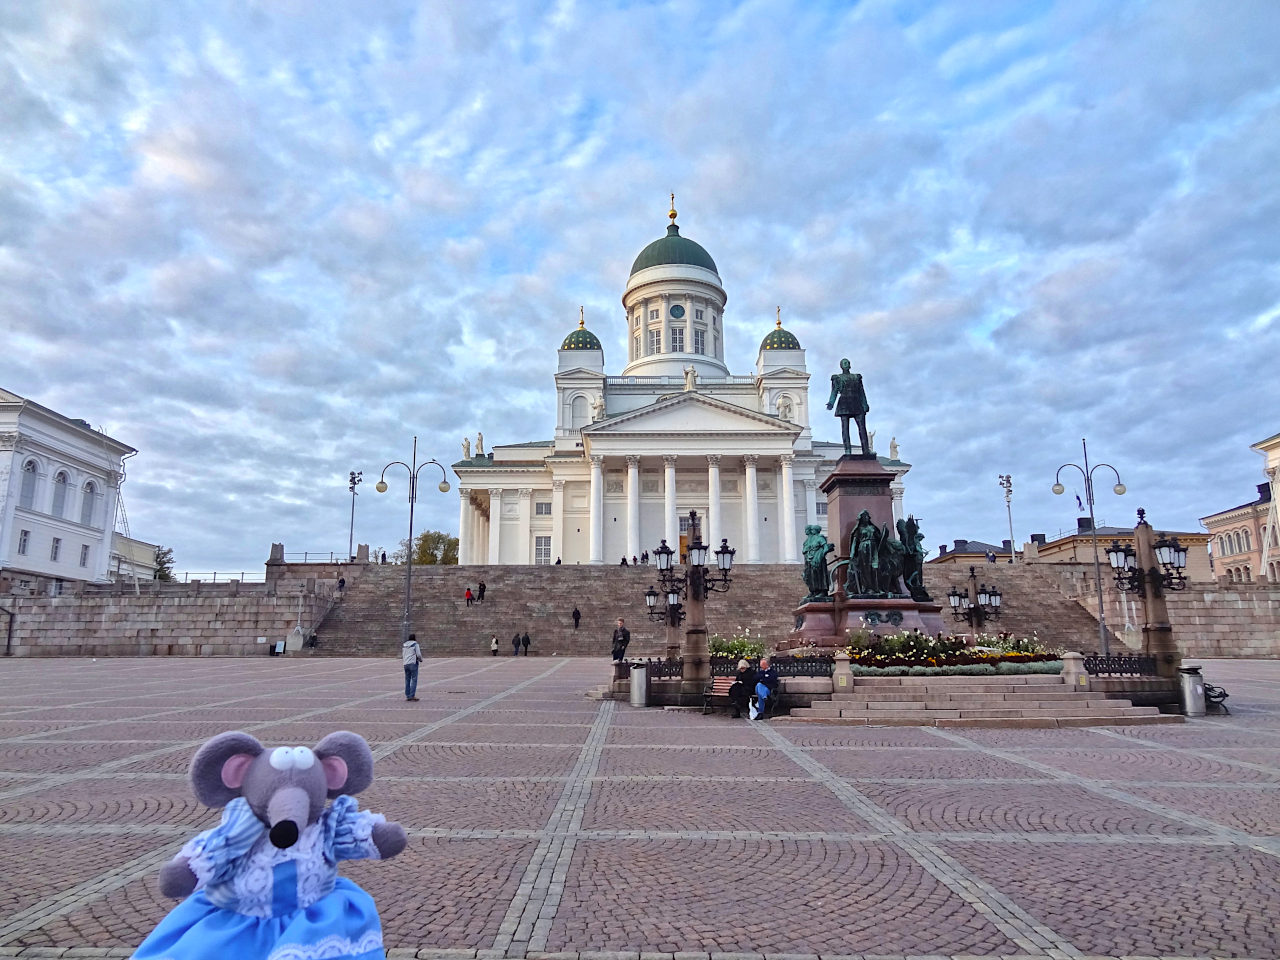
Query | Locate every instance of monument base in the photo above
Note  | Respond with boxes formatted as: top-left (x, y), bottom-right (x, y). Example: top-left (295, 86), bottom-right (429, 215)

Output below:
top-left (778, 596), bottom-right (946, 653)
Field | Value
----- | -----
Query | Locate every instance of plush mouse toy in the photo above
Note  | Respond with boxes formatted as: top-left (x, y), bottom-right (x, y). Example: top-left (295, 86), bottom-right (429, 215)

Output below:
top-left (132, 730), bottom-right (407, 960)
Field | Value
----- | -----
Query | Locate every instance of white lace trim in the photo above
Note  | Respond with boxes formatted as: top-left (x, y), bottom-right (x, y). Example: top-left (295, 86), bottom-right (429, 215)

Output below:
top-left (266, 928), bottom-right (384, 960)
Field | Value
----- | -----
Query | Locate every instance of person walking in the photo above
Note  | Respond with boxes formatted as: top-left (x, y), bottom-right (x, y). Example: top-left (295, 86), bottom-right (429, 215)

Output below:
top-left (512, 633), bottom-right (521, 656)
top-left (478, 579), bottom-right (487, 602)
top-left (521, 631), bottom-right (530, 656)
top-left (489, 634), bottom-right (498, 657)
top-left (402, 634), bottom-right (422, 702)
top-left (572, 607), bottom-right (581, 630)
top-left (611, 618), bottom-right (630, 662)
top-left (465, 587), bottom-right (474, 606)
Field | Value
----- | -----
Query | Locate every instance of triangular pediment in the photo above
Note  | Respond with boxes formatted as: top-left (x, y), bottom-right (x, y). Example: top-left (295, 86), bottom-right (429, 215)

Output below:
top-left (584, 392), bottom-right (799, 437)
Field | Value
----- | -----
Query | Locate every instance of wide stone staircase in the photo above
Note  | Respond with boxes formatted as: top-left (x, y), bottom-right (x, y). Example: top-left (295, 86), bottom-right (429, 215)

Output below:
top-left (788, 674), bottom-right (1180, 727)
top-left (311, 563), bottom-right (803, 658)
top-left (311, 560), bottom-right (1116, 659)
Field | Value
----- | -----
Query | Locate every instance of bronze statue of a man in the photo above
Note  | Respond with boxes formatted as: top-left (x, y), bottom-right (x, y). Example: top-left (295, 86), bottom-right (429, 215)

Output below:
top-left (826, 358), bottom-right (871, 456)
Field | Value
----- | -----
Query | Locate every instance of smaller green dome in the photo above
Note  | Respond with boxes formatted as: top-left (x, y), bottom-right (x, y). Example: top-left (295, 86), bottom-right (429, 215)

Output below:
top-left (761, 322), bottom-right (801, 351)
top-left (561, 318), bottom-right (602, 350)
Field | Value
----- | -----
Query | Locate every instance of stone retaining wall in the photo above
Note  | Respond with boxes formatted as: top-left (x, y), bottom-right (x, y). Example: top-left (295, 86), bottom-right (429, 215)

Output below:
top-left (0, 591), bottom-right (332, 657)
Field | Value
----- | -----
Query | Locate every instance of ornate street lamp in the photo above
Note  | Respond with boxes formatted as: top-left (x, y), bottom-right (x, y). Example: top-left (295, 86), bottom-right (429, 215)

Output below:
top-left (947, 566), bottom-right (1001, 631)
top-left (1104, 509), bottom-right (1187, 677)
top-left (643, 511), bottom-right (735, 696)
top-left (1052, 438), bottom-right (1125, 656)
top-left (375, 436), bottom-right (451, 643)
top-left (1107, 515), bottom-right (1188, 596)
top-left (347, 470), bottom-right (362, 562)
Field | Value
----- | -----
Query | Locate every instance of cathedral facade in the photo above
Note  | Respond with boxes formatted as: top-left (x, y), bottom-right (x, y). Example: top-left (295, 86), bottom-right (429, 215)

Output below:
top-left (452, 208), bottom-right (908, 565)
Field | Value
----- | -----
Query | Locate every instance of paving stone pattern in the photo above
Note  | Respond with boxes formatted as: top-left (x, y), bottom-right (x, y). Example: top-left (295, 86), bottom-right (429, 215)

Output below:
top-left (0, 656), bottom-right (1278, 960)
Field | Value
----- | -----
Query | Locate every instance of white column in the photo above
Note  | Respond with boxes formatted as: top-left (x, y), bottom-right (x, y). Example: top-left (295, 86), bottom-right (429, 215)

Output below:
top-left (780, 454), bottom-right (798, 563)
top-left (474, 507), bottom-right (486, 566)
top-left (743, 454), bottom-right (760, 563)
top-left (626, 455), bottom-right (641, 560)
top-left (550, 479), bottom-right (565, 564)
top-left (517, 488), bottom-right (532, 565)
top-left (706, 454), bottom-right (722, 549)
top-left (663, 454), bottom-right (678, 549)
top-left (890, 480), bottom-right (906, 524)
top-left (804, 478), bottom-right (818, 530)
top-left (458, 488), bottom-right (473, 565)
top-left (487, 489), bottom-right (502, 564)
top-left (589, 455), bottom-right (604, 564)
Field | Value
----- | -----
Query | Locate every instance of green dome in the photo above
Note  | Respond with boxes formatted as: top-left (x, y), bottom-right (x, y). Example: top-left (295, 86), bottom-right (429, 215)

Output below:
top-left (629, 223), bottom-right (719, 276)
top-left (561, 322), bottom-right (603, 350)
top-left (761, 324), bottom-right (802, 351)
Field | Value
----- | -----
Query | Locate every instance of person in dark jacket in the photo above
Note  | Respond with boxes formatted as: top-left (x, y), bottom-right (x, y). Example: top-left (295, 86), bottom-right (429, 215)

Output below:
top-left (512, 633), bottom-right (521, 656)
top-left (572, 607), bottom-right (581, 630)
top-left (754, 657), bottom-right (780, 719)
top-left (521, 631), bottom-right (530, 655)
top-left (727, 658), bottom-right (756, 719)
top-left (477, 579), bottom-right (487, 602)
top-left (611, 618), bottom-right (630, 661)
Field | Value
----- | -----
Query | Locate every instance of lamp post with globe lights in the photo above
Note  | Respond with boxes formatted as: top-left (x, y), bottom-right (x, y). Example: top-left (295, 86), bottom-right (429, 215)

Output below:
top-left (375, 437), bottom-right (451, 644)
top-left (1052, 439), bottom-right (1126, 656)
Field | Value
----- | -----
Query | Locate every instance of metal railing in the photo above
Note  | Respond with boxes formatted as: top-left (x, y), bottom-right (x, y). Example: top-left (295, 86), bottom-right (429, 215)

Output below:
top-left (282, 552), bottom-right (355, 563)
top-left (710, 655), bottom-right (834, 677)
top-left (1082, 654), bottom-right (1158, 676)
top-left (173, 571), bottom-right (268, 583)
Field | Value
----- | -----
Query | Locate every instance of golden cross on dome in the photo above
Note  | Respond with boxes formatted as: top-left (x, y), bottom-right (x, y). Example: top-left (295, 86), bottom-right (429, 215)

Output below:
top-left (579, 306), bottom-right (585, 328)
top-left (668, 193), bottom-right (677, 223)
top-left (777, 306), bottom-right (782, 328)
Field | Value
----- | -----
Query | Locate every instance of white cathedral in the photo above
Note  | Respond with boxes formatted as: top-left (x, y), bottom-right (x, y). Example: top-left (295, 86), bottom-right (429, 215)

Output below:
top-left (453, 204), bottom-right (910, 566)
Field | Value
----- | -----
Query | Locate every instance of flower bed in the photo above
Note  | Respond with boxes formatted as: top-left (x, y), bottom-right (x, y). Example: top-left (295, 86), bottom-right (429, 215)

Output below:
top-left (844, 628), bottom-right (1063, 674)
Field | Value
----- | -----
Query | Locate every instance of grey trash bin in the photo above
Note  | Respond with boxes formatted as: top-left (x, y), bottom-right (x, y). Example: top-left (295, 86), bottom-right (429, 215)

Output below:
top-left (1178, 665), bottom-right (1206, 717)
top-left (629, 663), bottom-right (648, 707)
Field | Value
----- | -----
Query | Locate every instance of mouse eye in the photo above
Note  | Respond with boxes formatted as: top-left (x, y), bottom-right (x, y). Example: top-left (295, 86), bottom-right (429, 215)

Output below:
top-left (290, 746), bottom-right (315, 769)
top-left (269, 747), bottom-right (293, 770)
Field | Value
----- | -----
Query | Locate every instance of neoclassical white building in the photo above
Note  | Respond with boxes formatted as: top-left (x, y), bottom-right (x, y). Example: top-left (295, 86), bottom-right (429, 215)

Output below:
top-left (453, 209), bottom-right (909, 565)
top-left (0, 388), bottom-right (135, 593)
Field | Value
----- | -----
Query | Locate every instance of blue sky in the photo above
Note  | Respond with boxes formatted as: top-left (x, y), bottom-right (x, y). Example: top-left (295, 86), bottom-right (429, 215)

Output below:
top-left (3, 0), bottom-right (1277, 574)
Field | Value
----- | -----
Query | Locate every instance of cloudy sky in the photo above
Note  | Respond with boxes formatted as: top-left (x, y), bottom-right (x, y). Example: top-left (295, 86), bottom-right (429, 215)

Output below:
top-left (3, 0), bottom-right (1277, 575)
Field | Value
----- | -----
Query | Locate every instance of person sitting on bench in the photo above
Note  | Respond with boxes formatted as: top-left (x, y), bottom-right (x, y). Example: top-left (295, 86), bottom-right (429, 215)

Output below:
top-left (727, 659), bottom-right (756, 719)
top-left (754, 657), bottom-right (779, 719)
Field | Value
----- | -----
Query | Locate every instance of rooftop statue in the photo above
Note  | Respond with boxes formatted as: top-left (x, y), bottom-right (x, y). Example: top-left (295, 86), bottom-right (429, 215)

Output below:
top-left (462, 437), bottom-right (471, 459)
top-left (826, 358), bottom-right (871, 457)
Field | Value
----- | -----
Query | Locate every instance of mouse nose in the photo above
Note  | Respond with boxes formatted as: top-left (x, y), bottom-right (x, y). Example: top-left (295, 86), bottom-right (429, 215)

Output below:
top-left (269, 821), bottom-right (300, 848)
top-left (265, 785), bottom-right (310, 849)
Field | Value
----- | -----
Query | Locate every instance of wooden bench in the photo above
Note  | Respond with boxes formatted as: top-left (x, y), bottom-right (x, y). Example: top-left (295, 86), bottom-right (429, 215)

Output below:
top-left (702, 676), bottom-right (780, 718)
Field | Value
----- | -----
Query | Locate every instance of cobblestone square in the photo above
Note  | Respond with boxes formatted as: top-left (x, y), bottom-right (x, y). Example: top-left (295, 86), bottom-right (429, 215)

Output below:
top-left (0, 655), bottom-right (1278, 960)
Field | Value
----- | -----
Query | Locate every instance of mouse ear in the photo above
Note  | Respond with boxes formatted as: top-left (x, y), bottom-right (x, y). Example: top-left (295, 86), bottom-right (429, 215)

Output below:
top-left (190, 732), bottom-right (263, 807)
top-left (313, 731), bottom-right (374, 797)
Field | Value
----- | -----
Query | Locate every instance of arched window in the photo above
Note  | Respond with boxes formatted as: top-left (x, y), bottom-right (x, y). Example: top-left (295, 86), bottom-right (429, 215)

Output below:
top-left (1233, 531), bottom-right (1243, 554)
top-left (1217, 535), bottom-right (1227, 556)
top-left (19, 461), bottom-right (38, 509)
top-left (51, 471), bottom-right (69, 517)
top-left (570, 395), bottom-right (589, 429)
top-left (80, 481), bottom-right (97, 526)
top-left (1242, 529), bottom-right (1251, 551)
top-left (1245, 566), bottom-right (1253, 582)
